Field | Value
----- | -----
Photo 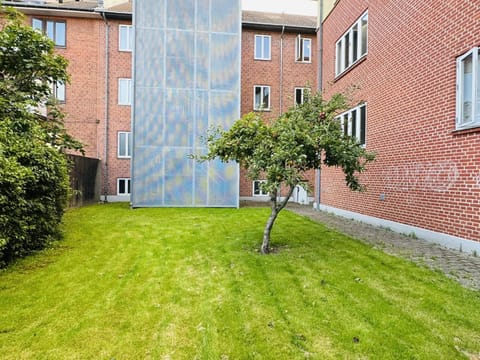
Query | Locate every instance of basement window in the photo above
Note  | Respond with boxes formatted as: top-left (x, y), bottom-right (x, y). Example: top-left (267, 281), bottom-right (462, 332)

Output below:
top-left (253, 180), bottom-right (268, 196)
top-left (117, 178), bottom-right (131, 195)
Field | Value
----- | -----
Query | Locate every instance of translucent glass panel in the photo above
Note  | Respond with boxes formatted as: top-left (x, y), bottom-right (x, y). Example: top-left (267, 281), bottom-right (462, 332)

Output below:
top-left (132, 0), bottom-right (240, 207)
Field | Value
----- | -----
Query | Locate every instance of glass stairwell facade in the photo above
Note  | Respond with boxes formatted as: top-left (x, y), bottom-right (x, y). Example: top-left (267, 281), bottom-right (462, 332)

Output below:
top-left (132, 0), bottom-right (241, 207)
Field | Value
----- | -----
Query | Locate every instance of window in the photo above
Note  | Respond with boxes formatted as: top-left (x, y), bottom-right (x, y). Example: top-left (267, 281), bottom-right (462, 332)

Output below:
top-left (118, 131), bottom-right (132, 158)
top-left (335, 11), bottom-right (368, 76)
top-left (254, 35), bottom-right (271, 60)
top-left (32, 18), bottom-right (66, 47)
top-left (118, 78), bottom-right (132, 105)
top-left (456, 47), bottom-right (480, 129)
top-left (117, 178), bottom-right (131, 195)
top-left (119, 25), bottom-right (133, 52)
top-left (295, 88), bottom-right (308, 105)
top-left (296, 36), bottom-right (311, 62)
top-left (253, 180), bottom-right (268, 196)
top-left (254, 85), bottom-right (270, 111)
top-left (52, 81), bottom-right (65, 102)
top-left (337, 104), bottom-right (367, 146)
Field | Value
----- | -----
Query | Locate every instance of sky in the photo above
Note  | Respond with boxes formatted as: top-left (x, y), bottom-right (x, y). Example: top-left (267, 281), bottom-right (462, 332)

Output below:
top-left (241, 0), bottom-right (318, 16)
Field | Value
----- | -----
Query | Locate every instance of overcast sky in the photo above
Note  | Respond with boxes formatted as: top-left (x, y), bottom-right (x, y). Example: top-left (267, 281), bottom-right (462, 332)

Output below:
top-left (242, 0), bottom-right (318, 16)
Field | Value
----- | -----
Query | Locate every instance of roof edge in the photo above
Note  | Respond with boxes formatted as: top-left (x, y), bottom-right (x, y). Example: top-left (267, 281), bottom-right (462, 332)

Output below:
top-left (242, 21), bottom-right (316, 34)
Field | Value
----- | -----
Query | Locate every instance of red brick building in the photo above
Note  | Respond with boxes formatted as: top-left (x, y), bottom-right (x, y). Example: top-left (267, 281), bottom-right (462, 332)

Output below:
top-left (8, 1), bottom-right (317, 202)
top-left (240, 11), bottom-right (317, 200)
top-left (8, 0), bottom-right (134, 201)
top-left (320, 0), bottom-right (480, 252)
top-left (9, 0), bottom-right (478, 251)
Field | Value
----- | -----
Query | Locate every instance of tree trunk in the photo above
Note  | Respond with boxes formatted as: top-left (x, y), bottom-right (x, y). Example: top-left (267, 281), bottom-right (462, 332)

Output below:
top-left (260, 186), bottom-right (296, 254)
top-left (261, 204), bottom-right (278, 254)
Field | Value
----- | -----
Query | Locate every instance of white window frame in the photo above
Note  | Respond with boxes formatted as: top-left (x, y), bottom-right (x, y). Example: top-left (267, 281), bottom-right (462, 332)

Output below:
top-left (254, 85), bottom-right (271, 111)
top-left (335, 11), bottom-right (368, 77)
top-left (253, 180), bottom-right (268, 196)
top-left (32, 18), bottom-right (66, 47)
top-left (119, 25), bottom-right (133, 52)
top-left (336, 103), bottom-right (367, 146)
top-left (118, 78), bottom-right (132, 105)
top-left (254, 34), bottom-right (271, 60)
top-left (456, 47), bottom-right (480, 129)
top-left (118, 131), bottom-right (132, 158)
top-left (52, 81), bottom-right (65, 103)
top-left (294, 87), bottom-right (308, 106)
top-left (117, 178), bottom-right (131, 195)
top-left (295, 36), bottom-right (312, 63)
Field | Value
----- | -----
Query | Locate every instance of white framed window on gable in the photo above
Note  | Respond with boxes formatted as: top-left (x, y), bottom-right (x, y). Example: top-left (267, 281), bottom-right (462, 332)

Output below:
top-left (456, 47), bottom-right (480, 129)
top-left (254, 85), bottom-right (270, 111)
top-left (253, 180), bottom-right (268, 196)
top-left (117, 178), bottom-right (131, 195)
top-left (119, 25), bottom-right (133, 52)
top-left (337, 103), bottom-right (367, 146)
top-left (296, 36), bottom-right (311, 63)
top-left (118, 78), bottom-right (132, 105)
top-left (254, 35), bottom-right (271, 60)
top-left (335, 11), bottom-right (368, 77)
top-left (118, 131), bottom-right (132, 158)
top-left (32, 18), bottom-right (66, 47)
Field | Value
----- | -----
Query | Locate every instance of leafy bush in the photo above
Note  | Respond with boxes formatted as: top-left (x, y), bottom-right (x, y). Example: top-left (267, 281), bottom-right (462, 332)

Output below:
top-left (0, 7), bottom-right (80, 266)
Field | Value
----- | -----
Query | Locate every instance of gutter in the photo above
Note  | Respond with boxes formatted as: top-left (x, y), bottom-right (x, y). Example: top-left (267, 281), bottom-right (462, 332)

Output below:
top-left (242, 22), bottom-right (316, 34)
top-left (99, 10), bottom-right (110, 202)
top-left (279, 25), bottom-right (285, 113)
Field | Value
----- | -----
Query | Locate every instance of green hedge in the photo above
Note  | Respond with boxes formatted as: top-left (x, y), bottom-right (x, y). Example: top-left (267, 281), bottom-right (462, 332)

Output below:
top-left (0, 118), bottom-right (69, 267)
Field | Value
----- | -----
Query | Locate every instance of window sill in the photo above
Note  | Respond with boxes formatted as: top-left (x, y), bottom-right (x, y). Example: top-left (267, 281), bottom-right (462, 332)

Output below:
top-left (254, 109), bottom-right (271, 112)
top-left (254, 58), bottom-right (271, 61)
top-left (452, 124), bottom-right (480, 136)
top-left (334, 55), bottom-right (367, 82)
top-left (295, 60), bottom-right (312, 64)
top-left (118, 156), bottom-right (132, 159)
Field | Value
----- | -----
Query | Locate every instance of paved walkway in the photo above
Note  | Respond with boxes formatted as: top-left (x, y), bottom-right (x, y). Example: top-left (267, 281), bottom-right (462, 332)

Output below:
top-left (281, 204), bottom-right (480, 291)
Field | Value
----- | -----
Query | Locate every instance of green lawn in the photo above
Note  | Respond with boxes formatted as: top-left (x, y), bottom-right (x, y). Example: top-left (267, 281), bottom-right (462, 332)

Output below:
top-left (1, 203), bottom-right (479, 359)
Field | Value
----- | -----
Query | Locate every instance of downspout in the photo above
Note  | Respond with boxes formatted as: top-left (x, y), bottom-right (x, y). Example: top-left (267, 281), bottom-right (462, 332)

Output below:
top-left (315, 0), bottom-right (324, 210)
top-left (101, 11), bottom-right (110, 202)
top-left (279, 25), bottom-right (285, 205)
top-left (280, 25), bottom-right (285, 113)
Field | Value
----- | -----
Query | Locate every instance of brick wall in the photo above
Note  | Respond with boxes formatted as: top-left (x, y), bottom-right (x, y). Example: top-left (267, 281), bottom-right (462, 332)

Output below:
top-left (240, 28), bottom-right (317, 197)
top-left (105, 19), bottom-right (132, 197)
top-left (321, 0), bottom-right (480, 242)
top-left (52, 16), bottom-right (104, 160)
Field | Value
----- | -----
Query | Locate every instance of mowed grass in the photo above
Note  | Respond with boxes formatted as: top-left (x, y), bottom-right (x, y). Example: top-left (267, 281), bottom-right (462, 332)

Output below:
top-left (1, 204), bottom-right (480, 359)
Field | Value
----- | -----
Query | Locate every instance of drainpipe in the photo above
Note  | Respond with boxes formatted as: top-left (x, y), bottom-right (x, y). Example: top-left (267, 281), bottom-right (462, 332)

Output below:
top-left (315, 0), bottom-right (324, 210)
top-left (101, 11), bottom-right (110, 202)
top-left (279, 25), bottom-right (285, 113)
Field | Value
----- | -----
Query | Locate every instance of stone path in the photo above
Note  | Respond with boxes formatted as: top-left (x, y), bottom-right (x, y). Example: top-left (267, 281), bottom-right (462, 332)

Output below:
top-left (283, 204), bottom-right (480, 291)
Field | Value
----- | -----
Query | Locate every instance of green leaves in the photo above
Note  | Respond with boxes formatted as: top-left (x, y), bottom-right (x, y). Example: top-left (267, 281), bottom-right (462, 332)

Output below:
top-left (0, 6), bottom-right (77, 266)
top-left (200, 91), bottom-right (375, 194)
